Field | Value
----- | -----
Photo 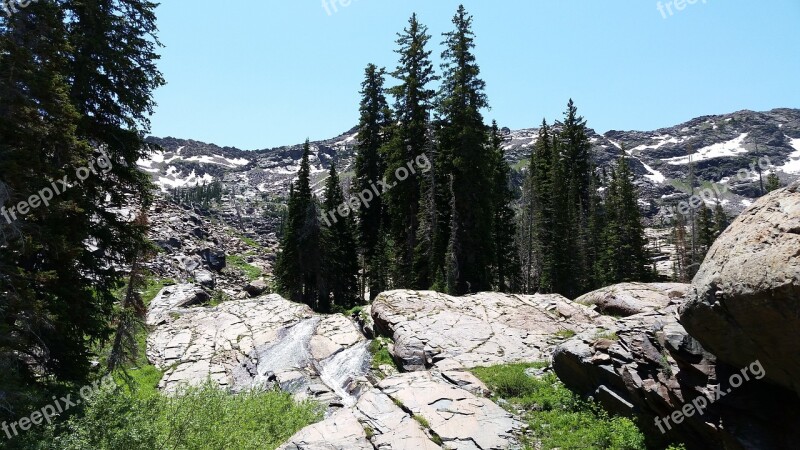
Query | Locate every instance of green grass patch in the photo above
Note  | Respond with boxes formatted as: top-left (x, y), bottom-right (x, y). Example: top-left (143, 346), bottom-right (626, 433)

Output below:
top-left (226, 255), bottom-right (263, 281)
top-left (28, 383), bottom-right (322, 450)
top-left (594, 331), bottom-right (620, 341)
top-left (472, 363), bottom-right (646, 450)
top-left (369, 338), bottom-right (398, 375)
top-left (554, 329), bottom-right (577, 339)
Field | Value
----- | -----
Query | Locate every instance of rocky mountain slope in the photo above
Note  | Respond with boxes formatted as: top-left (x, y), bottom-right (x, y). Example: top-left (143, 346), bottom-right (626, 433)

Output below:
top-left (142, 108), bottom-right (800, 229)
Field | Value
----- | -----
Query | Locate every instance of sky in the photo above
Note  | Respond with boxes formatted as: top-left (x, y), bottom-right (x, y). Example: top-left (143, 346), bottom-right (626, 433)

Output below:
top-left (149, 0), bottom-right (800, 150)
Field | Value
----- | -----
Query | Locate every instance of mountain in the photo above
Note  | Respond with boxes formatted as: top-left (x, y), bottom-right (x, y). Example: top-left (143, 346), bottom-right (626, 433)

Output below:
top-left (142, 108), bottom-right (800, 229)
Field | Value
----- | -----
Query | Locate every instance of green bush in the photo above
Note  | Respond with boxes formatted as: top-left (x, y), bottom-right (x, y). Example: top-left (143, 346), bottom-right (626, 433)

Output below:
top-left (17, 383), bottom-right (321, 450)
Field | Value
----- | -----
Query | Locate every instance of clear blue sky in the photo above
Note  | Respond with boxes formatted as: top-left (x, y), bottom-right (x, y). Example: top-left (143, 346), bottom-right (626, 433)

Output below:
top-left (149, 0), bottom-right (800, 150)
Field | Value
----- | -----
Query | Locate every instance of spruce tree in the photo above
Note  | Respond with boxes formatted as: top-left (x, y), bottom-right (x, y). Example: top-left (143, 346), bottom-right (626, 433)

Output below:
top-left (354, 63), bottom-right (391, 300)
top-left (385, 13), bottom-right (438, 288)
top-left (322, 162), bottom-right (360, 311)
top-left (436, 5), bottom-right (493, 294)
top-left (765, 172), bottom-right (782, 193)
top-left (489, 121), bottom-right (520, 292)
top-left (597, 155), bottom-right (649, 284)
top-left (275, 140), bottom-right (322, 309)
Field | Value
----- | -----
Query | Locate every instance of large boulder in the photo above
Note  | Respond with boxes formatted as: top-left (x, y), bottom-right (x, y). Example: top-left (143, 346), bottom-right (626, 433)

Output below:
top-left (372, 290), bottom-right (614, 371)
top-left (146, 283), bottom-right (208, 326)
top-left (680, 181), bottom-right (800, 395)
top-left (575, 282), bottom-right (689, 317)
top-left (147, 293), bottom-right (370, 406)
top-left (553, 283), bottom-right (800, 450)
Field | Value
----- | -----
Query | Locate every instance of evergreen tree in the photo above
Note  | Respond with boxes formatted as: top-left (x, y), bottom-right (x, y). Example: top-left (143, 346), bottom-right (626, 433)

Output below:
top-left (489, 121), bottom-right (520, 292)
top-left (556, 99), bottom-right (595, 297)
top-left (671, 212), bottom-right (692, 283)
top-left (275, 140), bottom-right (322, 309)
top-left (765, 172), bottom-right (782, 193)
top-left (321, 162), bottom-right (360, 311)
top-left (697, 205), bottom-right (716, 259)
top-left (713, 203), bottom-right (729, 237)
top-left (385, 13), bottom-right (438, 288)
top-left (597, 155), bottom-right (649, 284)
top-left (354, 63), bottom-right (391, 300)
top-left (435, 5), bottom-right (493, 294)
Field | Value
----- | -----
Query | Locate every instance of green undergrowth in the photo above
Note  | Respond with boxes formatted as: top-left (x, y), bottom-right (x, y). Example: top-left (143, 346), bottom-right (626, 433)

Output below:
top-left (226, 254), bottom-right (263, 281)
top-left (13, 383), bottom-right (321, 450)
top-left (369, 337), bottom-right (399, 376)
top-left (472, 363), bottom-right (646, 450)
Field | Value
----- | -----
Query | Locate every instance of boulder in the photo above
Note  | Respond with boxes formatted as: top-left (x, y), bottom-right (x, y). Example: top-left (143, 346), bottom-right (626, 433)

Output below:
top-left (244, 278), bottom-right (268, 296)
top-left (199, 248), bottom-right (226, 271)
top-left (575, 282), bottom-right (689, 316)
top-left (146, 284), bottom-right (209, 326)
top-left (553, 283), bottom-right (800, 450)
top-left (147, 293), bottom-right (370, 406)
top-left (680, 180), bottom-right (800, 395)
top-left (372, 290), bottom-right (614, 371)
top-left (195, 269), bottom-right (215, 288)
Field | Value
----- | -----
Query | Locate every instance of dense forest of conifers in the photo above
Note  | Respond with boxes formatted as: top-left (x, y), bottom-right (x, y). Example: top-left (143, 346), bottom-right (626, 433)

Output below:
top-left (274, 6), bottom-right (659, 313)
top-left (1, 0), bottom-right (163, 424)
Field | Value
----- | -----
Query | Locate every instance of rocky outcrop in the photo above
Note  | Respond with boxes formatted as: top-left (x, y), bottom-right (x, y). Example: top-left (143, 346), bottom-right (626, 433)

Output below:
top-left (372, 290), bottom-right (614, 371)
top-left (146, 283), bottom-right (209, 326)
top-left (279, 371), bottom-right (521, 450)
top-left (575, 282), bottom-right (688, 316)
top-left (553, 283), bottom-right (800, 450)
top-left (680, 181), bottom-right (800, 396)
top-left (147, 291), bottom-right (370, 406)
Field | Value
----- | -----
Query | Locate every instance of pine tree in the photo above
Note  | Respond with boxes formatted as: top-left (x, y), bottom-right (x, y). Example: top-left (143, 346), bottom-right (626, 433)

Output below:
top-left (765, 172), bottom-right (782, 193)
top-left (713, 203), bottom-right (729, 236)
top-left (671, 212), bottom-right (692, 283)
top-left (321, 162), bottom-right (360, 311)
top-left (557, 99), bottom-right (595, 297)
top-left (385, 13), bottom-right (438, 288)
top-left (435, 5), bottom-right (493, 294)
top-left (597, 155), bottom-right (649, 284)
top-left (275, 140), bottom-right (322, 309)
top-left (489, 122), bottom-right (520, 292)
top-left (354, 63), bottom-right (391, 300)
top-left (697, 205), bottom-right (716, 260)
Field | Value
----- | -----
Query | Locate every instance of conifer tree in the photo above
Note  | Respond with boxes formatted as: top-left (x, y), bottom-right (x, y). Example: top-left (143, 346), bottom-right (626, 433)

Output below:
top-left (385, 13), bottom-right (438, 288)
top-left (557, 99), bottom-right (595, 296)
top-left (435, 5), bottom-right (493, 294)
top-left (489, 121), bottom-right (520, 292)
top-left (322, 162), bottom-right (360, 311)
top-left (275, 140), bottom-right (322, 309)
top-left (597, 155), bottom-right (649, 284)
top-left (697, 205), bottom-right (716, 259)
top-left (354, 63), bottom-right (391, 300)
top-left (765, 172), bottom-right (782, 193)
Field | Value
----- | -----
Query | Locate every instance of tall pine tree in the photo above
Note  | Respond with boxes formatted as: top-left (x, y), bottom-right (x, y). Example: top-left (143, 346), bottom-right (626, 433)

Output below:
top-left (385, 13), bottom-right (438, 288)
top-left (436, 5), bottom-right (493, 294)
top-left (322, 162), bottom-right (360, 311)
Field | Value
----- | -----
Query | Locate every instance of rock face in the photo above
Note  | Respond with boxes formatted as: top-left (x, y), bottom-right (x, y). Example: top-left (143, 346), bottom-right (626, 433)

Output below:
top-left (575, 282), bottom-right (688, 317)
top-left (372, 290), bottom-right (614, 371)
top-left (553, 283), bottom-right (800, 450)
top-left (680, 181), bottom-right (800, 396)
top-left (146, 283), bottom-right (209, 326)
top-left (147, 292), bottom-right (369, 406)
top-left (279, 371), bottom-right (521, 450)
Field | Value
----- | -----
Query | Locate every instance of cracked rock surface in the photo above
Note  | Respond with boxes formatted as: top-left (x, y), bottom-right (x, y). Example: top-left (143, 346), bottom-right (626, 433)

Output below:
top-left (372, 290), bottom-right (614, 371)
top-left (280, 371), bottom-right (521, 450)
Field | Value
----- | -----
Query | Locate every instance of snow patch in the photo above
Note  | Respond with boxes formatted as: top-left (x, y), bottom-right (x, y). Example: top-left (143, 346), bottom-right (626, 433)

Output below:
top-left (664, 133), bottom-right (749, 165)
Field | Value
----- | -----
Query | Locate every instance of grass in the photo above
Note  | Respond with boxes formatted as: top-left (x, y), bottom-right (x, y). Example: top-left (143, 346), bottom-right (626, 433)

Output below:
top-left (226, 254), bottom-right (263, 281)
top-left (472, 363), bottom-right (647, 450)
top-left (20, 383), bottom-right (322, 450)
top-left (554, 329), bottom-right (577, 339)
top-left (369, 337), bottom-right (399, 375)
